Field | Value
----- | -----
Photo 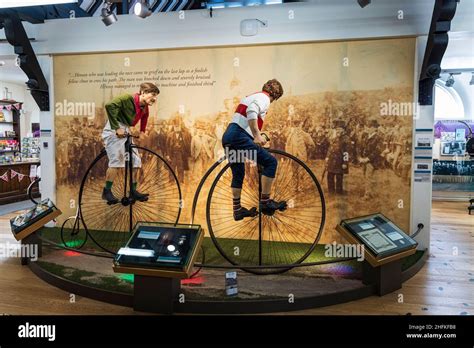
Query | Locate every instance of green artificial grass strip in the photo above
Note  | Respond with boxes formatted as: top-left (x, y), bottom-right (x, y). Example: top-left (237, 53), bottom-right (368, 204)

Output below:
top-left (200, 237), bottom-right (354, 266)
top-left (118, 273), bottom-right (134, 284)
top-left (37, 260), bottom-right (95, 279)
top-left (37, 227), bottom-right (62, 243)
top-left (97, 276), bottom-right (133, 294)
top-left (38, 225), bottom-right (424, 270)
top-left (38, 226), bottom-right (130, 252)
top-left (36, 260), bottom-right (133, 294)
top-left (39, 226), bottom-right (362, 270)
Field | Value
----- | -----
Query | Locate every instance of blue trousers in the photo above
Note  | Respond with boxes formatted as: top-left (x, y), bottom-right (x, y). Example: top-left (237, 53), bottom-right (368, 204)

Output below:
top-left (222, 123), bottom-right (277, 189)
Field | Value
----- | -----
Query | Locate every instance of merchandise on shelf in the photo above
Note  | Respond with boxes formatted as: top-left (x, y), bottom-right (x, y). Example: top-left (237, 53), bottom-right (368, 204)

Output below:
top-left (0, 155), bottom-right (14, 163)
top-left (0, 140), bottom-right (19, 163)
top-left (21, 137), bottom-right (41, 161)
top-left (0, 139), bottom-right (19, 152)
top-left (4, 130), bottom-right (16, 137)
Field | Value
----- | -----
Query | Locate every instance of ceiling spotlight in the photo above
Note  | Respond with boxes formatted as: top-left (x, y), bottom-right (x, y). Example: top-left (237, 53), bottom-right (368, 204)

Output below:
top-left (101, 0), bottom-right (117, 26)
top-left (470, 73), bottom-right (474, 86)
top-left (357, 0), bottom-right (371, 8)
top-left (445, 74), bottom-right (455, 87)
top-left (134, 0), bottom-right (152, 18)
top-left (0, 61), bottom-right (5, 67)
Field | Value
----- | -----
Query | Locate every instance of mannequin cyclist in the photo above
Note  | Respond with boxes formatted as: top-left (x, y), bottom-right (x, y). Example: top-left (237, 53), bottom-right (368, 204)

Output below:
top-left (101, 82), bottom-right (159, 204)
top-left (222, 79), bottom-right (287, 221)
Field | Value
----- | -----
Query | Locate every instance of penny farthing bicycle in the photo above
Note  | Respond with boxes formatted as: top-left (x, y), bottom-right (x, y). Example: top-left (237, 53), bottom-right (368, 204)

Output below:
top-left (61, 133), bottom-right (182, 254)
top-left (191, 133), bottom-right (326, 275)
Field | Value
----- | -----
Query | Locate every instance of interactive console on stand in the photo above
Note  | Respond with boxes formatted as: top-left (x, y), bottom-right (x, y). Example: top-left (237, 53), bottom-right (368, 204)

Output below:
top-left (10, 198), bottom-right (61, 265)
top-left (113, 222), bottom-right (203, 314)
top-left (337, 213), bottom-right (418, 295)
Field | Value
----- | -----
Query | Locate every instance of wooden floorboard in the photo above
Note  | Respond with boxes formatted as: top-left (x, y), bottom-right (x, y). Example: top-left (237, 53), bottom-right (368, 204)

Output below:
top-left (0, 201), bottom-right (472, 315)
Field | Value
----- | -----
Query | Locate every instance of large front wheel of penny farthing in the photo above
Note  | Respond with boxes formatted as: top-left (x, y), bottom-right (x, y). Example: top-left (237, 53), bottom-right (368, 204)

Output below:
top-left (206, 149), bottom-right (325, 275)
top-left (78, 147), bottom-right (182, 254)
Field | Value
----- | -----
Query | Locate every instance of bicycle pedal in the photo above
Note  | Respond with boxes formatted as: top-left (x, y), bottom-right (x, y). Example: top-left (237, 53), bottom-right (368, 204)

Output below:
top-left (133, 197), bottom-right (148, 203)
top-left (260, 209), bottom-right (276, 217)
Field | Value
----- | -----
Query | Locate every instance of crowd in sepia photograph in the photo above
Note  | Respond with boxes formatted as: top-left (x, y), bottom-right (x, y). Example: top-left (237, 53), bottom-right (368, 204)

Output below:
top-left (55, 87), bottom-right (414, 242)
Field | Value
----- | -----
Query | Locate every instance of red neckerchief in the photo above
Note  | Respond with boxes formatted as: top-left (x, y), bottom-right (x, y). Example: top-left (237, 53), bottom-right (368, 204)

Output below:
top-left (132, 93), bottom-right (149, 132)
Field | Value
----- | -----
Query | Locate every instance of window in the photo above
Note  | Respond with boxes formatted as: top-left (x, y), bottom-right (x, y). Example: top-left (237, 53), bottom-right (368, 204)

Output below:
top-left (434, 81), bottom-right (465, 119)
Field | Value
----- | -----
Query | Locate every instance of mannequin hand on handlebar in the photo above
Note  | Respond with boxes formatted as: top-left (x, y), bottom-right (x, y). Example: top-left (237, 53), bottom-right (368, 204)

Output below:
top-left (129, 128), bottom-right (141, 138)
top-left (249, 119), bottom-right (267, 147)
top-left (116, 128), bottom-right (126, 138)
top-left (254, 134), bottom-right (267, 146)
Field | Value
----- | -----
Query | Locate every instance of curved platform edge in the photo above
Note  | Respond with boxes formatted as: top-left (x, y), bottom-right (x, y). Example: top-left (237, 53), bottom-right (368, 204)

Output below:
top-left (175, 284), bottom-right (377, 314)
top-left (401, 248), bottom-right (429, 283)
top-left (28, 250), bottom-right (428, 314)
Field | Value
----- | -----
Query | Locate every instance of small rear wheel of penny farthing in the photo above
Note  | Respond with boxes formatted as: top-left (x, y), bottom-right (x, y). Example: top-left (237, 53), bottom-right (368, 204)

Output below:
top-left (206, 149), bottom-right (325, 275)
top-left (78, 147), bottom-right (182, 254)
top-left (60, 215), bottom-right (88, 250)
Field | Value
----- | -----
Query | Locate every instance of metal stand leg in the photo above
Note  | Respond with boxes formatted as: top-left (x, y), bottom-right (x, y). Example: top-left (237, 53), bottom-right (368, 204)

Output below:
top-left (133, 275), bottom-right (180, 314)
top-left (20, 233), bottom-right (42, 265)
top-left (362, 260), bottom-right (402, 296)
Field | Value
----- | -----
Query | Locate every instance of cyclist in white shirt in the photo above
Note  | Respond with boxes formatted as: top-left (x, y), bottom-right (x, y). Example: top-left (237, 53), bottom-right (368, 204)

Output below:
top-left (222, 79), bottom-right (287, 221)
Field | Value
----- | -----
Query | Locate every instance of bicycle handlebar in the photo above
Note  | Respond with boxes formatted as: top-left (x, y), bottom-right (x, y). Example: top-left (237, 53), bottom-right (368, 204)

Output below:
top-left (261, 132), bottom-right (270, 142)
top-left (116, 130), bottom-right (139, 139)
top-left (257, 132), bottom-right (271, 149)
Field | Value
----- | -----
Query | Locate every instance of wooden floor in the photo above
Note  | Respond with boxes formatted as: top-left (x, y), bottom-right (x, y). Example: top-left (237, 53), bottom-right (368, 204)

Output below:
top-left (0, 201), bottom-right (472, 315)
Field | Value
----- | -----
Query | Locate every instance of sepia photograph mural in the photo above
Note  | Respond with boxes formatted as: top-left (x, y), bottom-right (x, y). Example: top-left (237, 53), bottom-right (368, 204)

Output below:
top-left (54, 37), bottom-right (415, 249)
